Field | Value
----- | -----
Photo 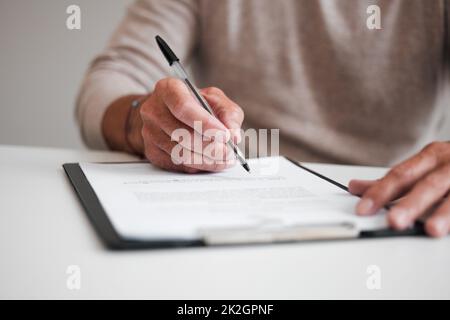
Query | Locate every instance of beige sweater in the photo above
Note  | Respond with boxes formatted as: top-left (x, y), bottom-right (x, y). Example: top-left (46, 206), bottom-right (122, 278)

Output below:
top-left (76, 0), bottom-right (449, 166)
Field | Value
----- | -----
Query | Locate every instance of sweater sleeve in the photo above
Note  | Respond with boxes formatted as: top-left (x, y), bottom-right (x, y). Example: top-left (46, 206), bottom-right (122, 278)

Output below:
top-left (76, 0), bottom-right (199, 149)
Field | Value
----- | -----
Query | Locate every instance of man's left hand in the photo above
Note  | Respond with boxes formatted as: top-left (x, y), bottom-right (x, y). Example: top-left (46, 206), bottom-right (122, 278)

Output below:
top-left (349, 141), bottom-right (450, 237)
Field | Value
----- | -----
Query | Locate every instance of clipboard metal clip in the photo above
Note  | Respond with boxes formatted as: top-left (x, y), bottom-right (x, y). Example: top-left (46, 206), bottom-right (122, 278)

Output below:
top-left (199, 222), bottom-right (359, 246)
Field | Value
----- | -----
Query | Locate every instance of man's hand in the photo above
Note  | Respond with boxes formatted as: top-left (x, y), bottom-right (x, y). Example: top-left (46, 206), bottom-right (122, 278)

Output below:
top-left (349, 141), bottom-right (450, 237)
top-left (139, 78), bottom-right (244, 173)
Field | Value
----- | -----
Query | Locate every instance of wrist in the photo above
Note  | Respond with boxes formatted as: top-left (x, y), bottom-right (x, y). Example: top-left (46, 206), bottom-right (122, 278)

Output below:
top-left (102, 94), bottom-right (146, 155)
top-left (126, 97), bottom-right (145, 155)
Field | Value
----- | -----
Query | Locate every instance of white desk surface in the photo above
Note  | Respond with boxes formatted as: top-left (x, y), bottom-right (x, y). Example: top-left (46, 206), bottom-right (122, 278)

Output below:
top-left (0, 144), bottom-right (449, 299)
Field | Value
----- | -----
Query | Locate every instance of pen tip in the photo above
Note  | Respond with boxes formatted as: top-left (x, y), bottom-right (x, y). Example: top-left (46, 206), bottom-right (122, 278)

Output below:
top-left (243, 163), bottom-right (251, 173)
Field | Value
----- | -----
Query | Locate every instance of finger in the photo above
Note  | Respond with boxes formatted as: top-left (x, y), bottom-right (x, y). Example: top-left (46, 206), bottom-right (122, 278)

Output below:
top-left (349, 179), bottom-right (410, 208)
top-left (348, 179), bottom-right (377, 196)
top-left (142, 92), bottom-right (233, 156)
top-left (145, 140), bottom-right (233, 173)
top-left (201, 87), bottom-right (244, 143)
top-left (387, 163), bottom-right (450, 230)
top-left (356, 144), bottom-right (444, 215)
top-left (155, 78), bottom-right (230, 140)
top-left (159, 137), bottom-right (235, 172)
top-left (426, 197), bottom-right (450, 238)
top-left (143, 140), bottom-right (200, 174)
top-left (172, 147), bottom-right (236, 172)
top-left (141, 98), bottom-right (231, 162)
top-left (142, 101), bottom-right (228, 157)
top-left (142, 123), bottom-right (230, 162)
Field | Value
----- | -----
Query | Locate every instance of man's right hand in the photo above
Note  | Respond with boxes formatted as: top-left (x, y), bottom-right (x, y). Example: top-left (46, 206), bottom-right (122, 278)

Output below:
top-left (139, 78), bottom-right (244, 173)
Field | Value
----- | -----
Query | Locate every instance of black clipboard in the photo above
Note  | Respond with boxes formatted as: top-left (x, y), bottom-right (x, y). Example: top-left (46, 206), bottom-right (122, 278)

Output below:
top-left (63, 159), bottom-right (426, 250)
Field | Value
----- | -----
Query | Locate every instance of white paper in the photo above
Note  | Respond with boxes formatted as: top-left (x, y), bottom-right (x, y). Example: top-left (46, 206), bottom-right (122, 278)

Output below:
top-left (79, 157), bottom-right (387, 240)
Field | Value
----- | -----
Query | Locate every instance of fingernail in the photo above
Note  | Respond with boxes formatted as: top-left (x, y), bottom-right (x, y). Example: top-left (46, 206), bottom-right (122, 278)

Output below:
top-left (348, 180), bottom-right (358, 194)
top-left (356, 198), bottom-right (374, 215)
top-left (391, 209), bottom-right (409, 229)
top-left (432, 218), bottom-right (447, 237)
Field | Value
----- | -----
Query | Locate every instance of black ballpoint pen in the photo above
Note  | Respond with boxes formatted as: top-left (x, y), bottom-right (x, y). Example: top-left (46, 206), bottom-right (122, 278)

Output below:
top-left (155, 35), bottom-right (250, 173)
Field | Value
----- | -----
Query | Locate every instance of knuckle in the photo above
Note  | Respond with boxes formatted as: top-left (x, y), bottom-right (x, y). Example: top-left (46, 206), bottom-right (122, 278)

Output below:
top-left (389, 167), bottom-right (403, 180)
top-left (166, 77), bottom-right (182, 90)
top-left (362, 180), bottom-right (390, 203)
top-left (389, 165), bottom-right (412, 181)
top-left (154, 78), bottom-right (168, 93)
top-left (423, 141), bottom-right (446, 155)
top-left (364, 188), bottom-right (381, 203)
top-left (424, 141), bottom-right (450, 164)
top-left (423, 174), bottom-right (442, 189)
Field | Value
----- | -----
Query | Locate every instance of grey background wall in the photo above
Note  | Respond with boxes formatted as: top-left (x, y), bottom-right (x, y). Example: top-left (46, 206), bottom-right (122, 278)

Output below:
top-left (0, 0), bottom-right (132, 149)
top-left (0, 0), bottom-right (449, 150)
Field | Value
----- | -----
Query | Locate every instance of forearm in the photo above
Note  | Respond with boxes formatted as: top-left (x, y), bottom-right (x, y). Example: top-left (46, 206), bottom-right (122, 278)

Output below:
top-left (101, 95), bottom-right (145, 155)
